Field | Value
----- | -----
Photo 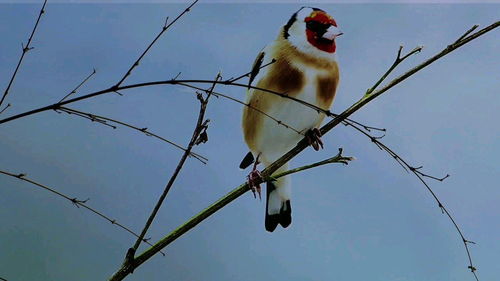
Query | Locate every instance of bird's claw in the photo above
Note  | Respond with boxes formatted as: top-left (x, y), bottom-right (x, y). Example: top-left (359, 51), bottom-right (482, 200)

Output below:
top-left (247, 169), bottom-right (262, 200)
top-left (306, 128), bottom-right (324, 151)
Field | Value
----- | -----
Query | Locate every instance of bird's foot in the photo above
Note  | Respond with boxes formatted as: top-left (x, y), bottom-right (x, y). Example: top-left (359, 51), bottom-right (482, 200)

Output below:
top-left (247, 154), bottom-right (262, 200)
top-left (306, 128), bottom-right (324, 151)
top-left (247, 169), bottom-right (263, 200)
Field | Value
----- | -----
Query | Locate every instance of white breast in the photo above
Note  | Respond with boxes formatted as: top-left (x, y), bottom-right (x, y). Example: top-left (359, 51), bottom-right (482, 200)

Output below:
top-left (255, 64), bottom-right (327, 164)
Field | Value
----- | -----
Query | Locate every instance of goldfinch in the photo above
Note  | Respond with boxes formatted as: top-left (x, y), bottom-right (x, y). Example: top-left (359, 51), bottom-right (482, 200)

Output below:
top-left (240, 7), bottom-right (342, 232)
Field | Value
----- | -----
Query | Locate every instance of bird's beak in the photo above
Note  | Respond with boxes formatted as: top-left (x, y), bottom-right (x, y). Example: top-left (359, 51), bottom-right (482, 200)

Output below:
top-left (322, 25), bottom-right (343, 41)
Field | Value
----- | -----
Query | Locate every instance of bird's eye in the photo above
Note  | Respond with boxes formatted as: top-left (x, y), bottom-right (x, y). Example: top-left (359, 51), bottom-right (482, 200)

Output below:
top-left (306, 21), bottom-right (330, 32)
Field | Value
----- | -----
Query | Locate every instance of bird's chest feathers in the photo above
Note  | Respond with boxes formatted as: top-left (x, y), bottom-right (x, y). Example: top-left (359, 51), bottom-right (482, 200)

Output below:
top-left (271, 60), bottom-right (338, 112)
top-left (266, 65), bottom-right (335, 133)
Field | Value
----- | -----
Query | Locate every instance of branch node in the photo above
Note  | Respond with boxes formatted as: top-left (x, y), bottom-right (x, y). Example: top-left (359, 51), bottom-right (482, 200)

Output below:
top-left (396, 45), bottom-right (404, 60)
top-left (70, 197), bottom-right (89, 208)
top-left (439, 174), bottom-right (450, 181)
top-left (195, 119), bottom-right (210, 145)
top-left (464, 239), bottom-right (477, 245)
top-left (0, 103), bottom-right (11, 115)
top-left (455, 24), bottom-right (480, 44)
top-left (438, 203), bottom-right (445, 214)
top-left (172, 72), bottom-right (182, 81)
top-left (122, 248), bottom-right (136, 274)
top-left (163, 16), bottom-right (170, 29)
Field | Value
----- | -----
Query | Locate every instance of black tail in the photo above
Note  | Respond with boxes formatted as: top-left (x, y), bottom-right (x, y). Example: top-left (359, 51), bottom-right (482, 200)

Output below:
top-left (265, 182), bottom-right (292, 232)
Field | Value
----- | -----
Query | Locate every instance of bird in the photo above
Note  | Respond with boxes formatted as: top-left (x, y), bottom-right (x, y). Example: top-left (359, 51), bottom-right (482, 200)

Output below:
top-left (240, 7), bottom-right (342, 232)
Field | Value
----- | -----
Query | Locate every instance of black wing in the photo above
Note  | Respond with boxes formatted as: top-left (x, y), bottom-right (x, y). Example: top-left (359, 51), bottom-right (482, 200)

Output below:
top-left (248, 51), bottom-right (265, 89)
top-left (239, 151), bottom-right (255, 169)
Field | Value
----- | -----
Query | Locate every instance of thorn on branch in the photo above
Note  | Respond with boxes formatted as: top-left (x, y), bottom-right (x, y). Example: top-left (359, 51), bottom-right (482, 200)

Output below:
top-left (464, 239), bottom-right (476, 245)
top-left (410, 165), bottom-right (423, 172)
top-left (172, 72), bottom-right (181, 81)
top-left (16, 173), bottom-right (26, 178)
top-left (21, 42), bottom-right (34, 53)
top-left (0, 103), bottom-right (11, 115)
top-left (438, 202), bottom-right (445, 214)
top-left (114, 91), bottom-right (123, 96)
top-left (468, 265), bottom-right (477, 272)
top-left (163, 16), bottom-right (170, 29)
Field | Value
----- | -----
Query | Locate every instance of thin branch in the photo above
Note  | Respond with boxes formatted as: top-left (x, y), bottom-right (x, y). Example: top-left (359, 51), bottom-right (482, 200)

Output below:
top-left (58, 107), bottom-right (117, 129)
top-left (122, 73), bottom-right (221, 273)
top-left (114, 0), bottom-right (199, 87)
top-left (365, 45), bottom-right (423, 96)
top-left (57, 106), bottom-right (207, 163)
top-left (0, 104), bottom-right (11, 115)
top-left (268, 148), bottom-right (354, 180)
top-left (225, 59), bottom-right (276, 83)
top-left (107, 22), bottom-right (498, 281)
top-left (59, 68), bottom-right (97, 103)
top-left (455, 25), bottom-right (479, 44)
top-left (0, 0), bottom-right (48, 108)
top-left (342, 118), bottom-right (478, 281)
top-left (0, 169), bottom-right (164, 255)
top-left (0, 277), bottom-right (7, 281)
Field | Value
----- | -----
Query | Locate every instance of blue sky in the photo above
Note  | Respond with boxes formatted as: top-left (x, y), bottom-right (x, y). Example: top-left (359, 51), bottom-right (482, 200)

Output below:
top-left (0, 2), bottom-right (498, 281)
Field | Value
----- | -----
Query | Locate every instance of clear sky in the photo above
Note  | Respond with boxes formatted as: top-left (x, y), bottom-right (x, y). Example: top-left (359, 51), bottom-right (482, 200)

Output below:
top-left (0, 2), bottom-right (498, 281)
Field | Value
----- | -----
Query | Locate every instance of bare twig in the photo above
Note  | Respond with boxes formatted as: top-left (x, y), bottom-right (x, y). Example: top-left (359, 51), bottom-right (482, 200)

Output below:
top-left (0, 0), bottom-right (48, 108)
top-left (106, 23), bottom-right (499, 281)
top-left (268, 148), bottom-right (354, 180)
top-left (114, 0), bottom-right (199, 87)
top-left (0, 169), bottom-right (164, 255)
top-left (365, 45), bottom-right (423, 96)
top-left (225, 59), bottom-right (277, 83)
top-left (0, 104), bottom-right (11, 115)
top-left (59, 68), bottom-right (97, 103)
top-left (57, 106), bottom-right (207, 163)
top-left (341, 118), bottom-right (478, 280)
top-left (58, 107), bottom-right (117, 129)
top-left (455, 25), bottom-right (479, 44)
